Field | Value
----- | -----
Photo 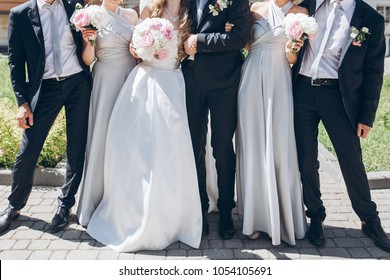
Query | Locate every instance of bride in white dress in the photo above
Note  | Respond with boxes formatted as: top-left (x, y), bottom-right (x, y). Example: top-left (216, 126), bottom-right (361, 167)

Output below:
top-left (86, 0), bottom-right (202, 252)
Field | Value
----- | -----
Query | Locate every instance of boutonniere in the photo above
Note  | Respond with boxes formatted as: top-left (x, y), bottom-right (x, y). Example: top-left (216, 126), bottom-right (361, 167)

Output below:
top-left (209, 0), bottom-right (233, 16)
top-left (350, 26), bottom-right (370, 47)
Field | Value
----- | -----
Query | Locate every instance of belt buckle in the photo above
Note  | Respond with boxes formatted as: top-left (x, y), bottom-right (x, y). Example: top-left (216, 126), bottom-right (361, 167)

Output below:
top-left (311, 78), bottom-right (321, 87)
top-left (55, 76), bottom-right (66, 82)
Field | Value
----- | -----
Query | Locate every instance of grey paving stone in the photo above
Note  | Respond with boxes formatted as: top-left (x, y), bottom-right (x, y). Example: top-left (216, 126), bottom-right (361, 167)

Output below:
top-left (165, 241), bottom-right (180, 250)
top-left (118, 252), bottom-right (136, 260)
top-left (0, 250), bottom-right (31, 260)
top-left (233, 249), bottom-right (257, 259)
top-left (40, 198), bottom-right (56, 206)
top-left (318, 247), bottom-right (351, 258)
top-left (28, 250), bottom-right (52, 260)
top-left (366, 247), bottom-right (390, 259)
top-left (134, 251), bottom-right (166, 260)
top-left (179, 243), bottom-right (193, 250)
top-left (27, 198), bottom-right (43, 206)
top-left (62, 229), bottom-right (82, 240)
top-left (48, 240), bottom-right (79, 250)
top-left (333, 238), bottom-right (364, 247)
top-left (298, 248), bottom-right (321, 258)
top-left (66, 250), bottom-right (99, 260)
top-left (187, 249), bottom-right (203, 258)
top-left (0, 239), bottom-right (16, 250)
top-left (40, 231), bottom-right (63, 240)
top-left (252, 249), bottom-right (273, 260)
top-left (331, 228), bottom-right (348, 237)
top-left (28, 240), bottom-right (50, 250)
top-left (242, 238), bottom-right (273, 250)
top-left (98, 250), bottom-right (120, 260)
top-left (209, 239), bottom-right (224, 249)
top-left (27, 205), bottom-right (55, 213)
top-left (166, 250), bottom-right (187, 259)
top-left (224, 239), bottom-right (243, 249)
top-left (203, 249), bottom-right (234, 260)
top-left (13, 239), bottom-right (31, 250)
top-left (347, 248), bottom-right (372, 258)
top-left (49, 250), bottom-right (68, 260)
top-left (13, 229), bottom-right (43, 240)
top-left (77, 240), bottom-right (97, 250)
top-left (198, 239), bottom-right (209, 249)
top-left (30, 221), bottom-right (48, 231)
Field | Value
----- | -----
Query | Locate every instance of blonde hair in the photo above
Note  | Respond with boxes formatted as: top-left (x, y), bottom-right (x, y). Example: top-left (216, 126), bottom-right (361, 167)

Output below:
top-left (149, 0), bottom-right (192, 59)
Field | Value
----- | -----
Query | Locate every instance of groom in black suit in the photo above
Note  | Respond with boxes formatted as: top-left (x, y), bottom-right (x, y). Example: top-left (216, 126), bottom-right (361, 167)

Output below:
top-left (292, 0), bottom-right (390, 252)
top-left (182, 0), bottom-right (251, 239)
top-left (0, 0), bottom-right (91, 234)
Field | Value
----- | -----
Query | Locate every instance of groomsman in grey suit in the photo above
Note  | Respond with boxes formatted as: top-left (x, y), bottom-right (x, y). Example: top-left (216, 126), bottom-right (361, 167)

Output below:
top-left (292, 0), bottom-right (390, 252)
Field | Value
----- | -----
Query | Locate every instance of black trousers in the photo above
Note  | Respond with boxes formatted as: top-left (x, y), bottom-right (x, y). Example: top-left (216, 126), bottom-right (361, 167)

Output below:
top-left (293, 78), bottom-right (378, 222)
top-left (9, 72), bottom-right (91, 210)
top-left (183, 64), bottom-right (238, 214)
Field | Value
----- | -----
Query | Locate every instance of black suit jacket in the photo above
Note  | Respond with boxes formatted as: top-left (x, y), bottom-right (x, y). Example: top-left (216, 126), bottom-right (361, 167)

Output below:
top-left (292, 0), bottom-right (385, 128)
top-left (184, 0), bottom-right (251, 91)
top-left (8, 0), bottom-right (91, 110)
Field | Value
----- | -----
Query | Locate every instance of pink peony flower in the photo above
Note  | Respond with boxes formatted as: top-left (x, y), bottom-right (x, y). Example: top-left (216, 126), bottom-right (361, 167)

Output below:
top-left (160, 26), bottom-right (173, 40)
top-left (286, 21), bottom-right (304, 41)
top-left (140, 32), bottom-right (154, 47)
top-left (154, 48), bottom-right (169, 60)
top-left (150, 23), bottom-right (163, 30)
top-left (73, 12), bottom-right (90, 31)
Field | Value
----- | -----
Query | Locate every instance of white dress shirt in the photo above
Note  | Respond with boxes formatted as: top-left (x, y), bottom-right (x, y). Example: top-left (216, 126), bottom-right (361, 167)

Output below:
top-left (37, 0), bottom-right (82, 79)
top-left (300, 0), bottom-right (356, 79)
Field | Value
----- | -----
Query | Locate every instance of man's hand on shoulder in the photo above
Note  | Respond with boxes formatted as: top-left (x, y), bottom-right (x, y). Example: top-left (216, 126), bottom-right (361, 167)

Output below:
top-left (16, 103), bottom-right (33, 130)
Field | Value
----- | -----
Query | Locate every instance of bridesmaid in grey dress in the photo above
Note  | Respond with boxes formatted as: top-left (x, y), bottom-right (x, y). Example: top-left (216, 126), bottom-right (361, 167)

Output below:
top-left (236, 0), bottom-right (307, 245)
top-left (77, 0), bottom-right (138, 226)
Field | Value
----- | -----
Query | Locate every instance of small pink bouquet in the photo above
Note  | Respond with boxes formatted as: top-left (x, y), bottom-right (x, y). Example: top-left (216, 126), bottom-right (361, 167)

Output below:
top-left (282, 13), bottom-right (318, 53)
top-left (131, 18), bottom-right (178, 62)
top-left (69, 3), bottom-right (107, 46)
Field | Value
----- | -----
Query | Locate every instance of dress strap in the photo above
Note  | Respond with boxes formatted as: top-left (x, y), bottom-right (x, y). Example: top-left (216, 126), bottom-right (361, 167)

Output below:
top-left (280, 1), bottom-right (294, 15)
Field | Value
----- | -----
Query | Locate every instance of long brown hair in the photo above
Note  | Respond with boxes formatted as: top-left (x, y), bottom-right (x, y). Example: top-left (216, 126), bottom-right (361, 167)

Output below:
top-left (149, 0), bottom-right (192, 59)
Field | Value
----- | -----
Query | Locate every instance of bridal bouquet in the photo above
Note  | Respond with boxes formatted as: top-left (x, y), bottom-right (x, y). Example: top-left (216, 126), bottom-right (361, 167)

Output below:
top-left (282, 13), bottom-right (318, 53)
top-left (131, 18), bottom-right (178, 62)
top-left (69, 3), bottom-right (107, 46)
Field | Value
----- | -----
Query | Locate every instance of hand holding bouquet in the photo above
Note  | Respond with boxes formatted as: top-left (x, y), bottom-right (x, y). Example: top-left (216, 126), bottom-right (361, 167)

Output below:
top-left (282, 13), bottom-right (318, 53)
top-left (131, 18), bottom-right (178, 63)
top-left (69, 3), bottom-right (107, 46)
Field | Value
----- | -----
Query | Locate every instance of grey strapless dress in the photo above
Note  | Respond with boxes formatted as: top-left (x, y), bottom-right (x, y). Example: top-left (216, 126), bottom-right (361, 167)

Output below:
top-left (236, 1), bottom-right (307, 245)
top-left (77, 8), bottom-right (136, 226)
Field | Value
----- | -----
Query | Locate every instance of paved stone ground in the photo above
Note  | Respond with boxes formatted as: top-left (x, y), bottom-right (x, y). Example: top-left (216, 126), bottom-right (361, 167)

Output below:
top-left (0, 168), bottom-right (389, 260)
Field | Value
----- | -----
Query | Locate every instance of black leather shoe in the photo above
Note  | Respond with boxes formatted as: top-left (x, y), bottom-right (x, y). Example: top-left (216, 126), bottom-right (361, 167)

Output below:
top-left (362, 219), bottom-right (390, 253)
top-left (219, 212), bottom-right (235, 240)
top-left (0, 206), bottom-right (20, 235)
top-left (307, 218), bottom-right (325, 247)
top-left (49, 207), bottom-right (71, 233)
top-left (202, 211), bottom-right (209, 237)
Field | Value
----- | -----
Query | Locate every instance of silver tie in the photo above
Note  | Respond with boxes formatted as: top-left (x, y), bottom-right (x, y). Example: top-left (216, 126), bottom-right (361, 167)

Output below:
top-left (310, 0), bottom-right (341, 79)
top-left (197, 0), bottom-right (207, 23)
top-left (47, 5), bottom-right (63, 77)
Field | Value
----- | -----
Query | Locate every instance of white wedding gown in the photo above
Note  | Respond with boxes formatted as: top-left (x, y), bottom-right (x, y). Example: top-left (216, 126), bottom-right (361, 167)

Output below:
top-left (236, 1), bottom-right (307, 245)
top-left (86, 32), bottom-right (202, 252)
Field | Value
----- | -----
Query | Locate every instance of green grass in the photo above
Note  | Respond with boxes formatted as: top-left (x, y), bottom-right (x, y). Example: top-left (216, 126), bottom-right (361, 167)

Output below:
top-left (318, 75), bottom-right (390, 172)
top-left (0, 55), bottom-right (67, 168)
